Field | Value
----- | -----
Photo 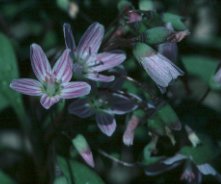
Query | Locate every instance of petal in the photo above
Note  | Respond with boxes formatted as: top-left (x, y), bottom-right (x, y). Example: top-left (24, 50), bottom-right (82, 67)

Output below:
top-left (140, 54), bottom-right (183, 87)
top-left (81, 149), bottom-right (95, 168)
top-left (123, 115), bottom-right (140, 146)
top-left (144, 159), bottom-right (181, 176)
top-left (86, 73), bottom-right (115, 82)
top-left (63, 23), bottom-right (76, 52)
top-left (96, 111), bottom-right (116, 136)
top-left (163, 154), bottom-right (187, 165)
top-left (100, 66), bottom-right (127, 90)
top-left (68, 99), bottom-right (95, 118)
top-left (214, 69), bottom-right (221, 83)
top-left (89, 52), bottom-right (126, 72)
top-left (52, 49), bottom-right (73, 82)
top-left (158, 42), bottom-right (178, 63)
top-left (40, 94), bottom-right (60, 109)
top-left (77, 22), bottom-right (104, 57)
top-left (108, 93), bottom-right (137, 115)
top-left (30, 43), bottom-right (52, 82)
top-left (61, 82), bottom-right (91, 99)
top-left (197, 164), bottom-right (217, 176)
top-left (10, 79), bottom-right (42, 96)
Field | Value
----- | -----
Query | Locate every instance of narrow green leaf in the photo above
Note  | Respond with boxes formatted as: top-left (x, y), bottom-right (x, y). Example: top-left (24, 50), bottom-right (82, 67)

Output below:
top-left (0, 33), bottom-right (28, 127)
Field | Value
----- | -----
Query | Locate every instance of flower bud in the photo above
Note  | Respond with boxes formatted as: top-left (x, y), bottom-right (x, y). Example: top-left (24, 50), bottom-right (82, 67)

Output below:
top-left (185, 125), bottom-right (201, 147)
top-left (139, 0), bottom-right (154, 11)
top-left (72, 134), bottom-right (95, 167)
top-left (141, 27), bottom-right (171, 45)
top-left (123, 115), bottom-right (140, 146)
top-left (133, 43), bottom-right (184, 92)
top-left (68, 2), bottom-right (79, 19)
top-left (158, 23), bottom-right (178, 63)
top-left (162, 13), bottom-right (187, 31)
top-left (127, 10), bottom-right (142, 23)
top-left (117, 0), bottom-right (133, 12)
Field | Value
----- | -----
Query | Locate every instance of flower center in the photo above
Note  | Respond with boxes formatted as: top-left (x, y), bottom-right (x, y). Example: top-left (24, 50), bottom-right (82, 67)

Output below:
top-left (42, 76), bottom-right (62, 97)
top-left (72, 54), bottom-right (89, 78)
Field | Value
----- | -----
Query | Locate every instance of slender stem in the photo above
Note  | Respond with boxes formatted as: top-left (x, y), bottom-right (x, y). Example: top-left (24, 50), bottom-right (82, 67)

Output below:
top-left (198, 87), bottom-right (211, 105)
top-left (97, 149), bottom-right (136, 167)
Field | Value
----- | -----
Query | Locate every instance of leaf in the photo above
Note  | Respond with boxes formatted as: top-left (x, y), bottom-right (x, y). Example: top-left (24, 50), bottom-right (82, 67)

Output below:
top-left (57, 156), bottom-right (105, 184)
top-left (157, 103), bottom-right (181, 130)
top-left (54, 176), bottom-right (68, 184)
top-left (147, 116), bottom-right (165, 136)
top-left (0, 33), bottom-right (28, 125)
top-left (182, 55), bottom-right (219, 89)
top-left (0, 170), bottom-right (15, 184)
top-left (179, 134), bottom-right (220, 164)
top-left (0, 93), bottom-right (9, 112)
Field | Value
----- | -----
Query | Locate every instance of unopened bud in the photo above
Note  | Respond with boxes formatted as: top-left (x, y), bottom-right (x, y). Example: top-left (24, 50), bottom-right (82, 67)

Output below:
top-left (162, 13), bottom-right (187, 31)
top-left (118, 0), bottom-right (133, 12)
top-left (56, 0), bottom-right (69, 11)
top-left (68, 2), bottom-right (79, 19)
top-left (133, 43), bottom-right (184, 91)
top-left (123, 115), bottom-right (140, 146)
top-left (141, 27), bottom-right (171, 45)
top-left (185, 125), bottom-right (201, 147)
top-left (139, 0), bottom-right (154, 11)
top-left (72, 134), bottom-right (95, 167)
top-left (127, 10), bottom-right (142, 23)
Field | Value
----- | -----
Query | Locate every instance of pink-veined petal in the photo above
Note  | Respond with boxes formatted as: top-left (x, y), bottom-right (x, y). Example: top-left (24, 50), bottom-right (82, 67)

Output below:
top-left (61, 82), bottom-right (91, 99)
top-left (96, 111), bottom-right (116, 137)
top-left (40, 94), bottom-right (60, 109)
top-left (86, 73), bottom-right (115, 82)
top-left (90, 52), bottom-right (126, 72)
top-left (77, 22), bottom-right (104, 58)
top-left (52, 49), bottom-right (73, 82)
top-left (10, 78), bottom-right (42, 96)
top-left (30, 43), bottom-right (52, 82)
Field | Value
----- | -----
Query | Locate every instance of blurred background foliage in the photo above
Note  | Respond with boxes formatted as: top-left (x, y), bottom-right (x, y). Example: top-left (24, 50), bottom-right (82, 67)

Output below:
top-left (0, 0), bottom-right (221, 183)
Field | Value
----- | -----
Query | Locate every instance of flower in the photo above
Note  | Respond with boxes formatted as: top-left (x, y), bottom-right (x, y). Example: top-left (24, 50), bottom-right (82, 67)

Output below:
top-left (63, 22), bottom-right (126, 82)
top-left (144, 153), bottom-right (220, 184)
top-left (133, 42), bottom-right (184, 93)
top-left (158, 23), bottom-right (178, 63)
top-left (68, 91), bottom-right (138, 136)
top-left (10, 44), bottom-right (91, 109)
